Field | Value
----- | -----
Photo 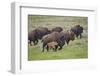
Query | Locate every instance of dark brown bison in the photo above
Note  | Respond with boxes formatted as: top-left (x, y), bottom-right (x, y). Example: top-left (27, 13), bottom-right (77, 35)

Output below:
top-left (71, 25), bottom-right (83, 38)
top-left (52, 27), bottom-right (63, 32)
top-left (41, 32), bottom-right (64, 52)
top-left (28, 27), bottom-right (51, 46)
top-left (47, 41), bottom-right (58, 52)
top-left (36, 27), bottom-right (51, 39)
top-left (28, 29), bottom-right (38, 46)
top-left (60, 30), bottom-right (75, 45)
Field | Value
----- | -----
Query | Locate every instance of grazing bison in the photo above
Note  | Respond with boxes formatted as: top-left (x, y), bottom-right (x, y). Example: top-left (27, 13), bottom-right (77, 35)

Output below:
top-left (47, 41), bottom-right (58, 52)
top-left (52, 27), bottom-right (63, 32)
top-left (28, 27), bottom-right (51, 46)
top-left (60, 30), bottom-right (75, 45)
top-left (42, 32), bottom-right (66, 52)
top-left (71, 25), bottom-right (83, 38)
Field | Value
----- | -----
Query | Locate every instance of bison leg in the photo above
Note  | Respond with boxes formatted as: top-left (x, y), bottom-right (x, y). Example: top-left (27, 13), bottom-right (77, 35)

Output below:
top-left (59, 46), bottom-right (62, 50)
top-left (66, 39), bottom-right (70, 45)
top-left (33, 40), bottom-right (37, 45)
top-left (76, 34), bottom-right (79, 38)
top-left (42, 43), bottom-right (46, 52)
top-left (35, 39), bottom-right (38, 45)
top-left (36, 39), bottom-right (38, 44)
top-left (58, 41), bottom-right (64, 50)
top-left (29, 40), bottom-right (32, 46)
top-left (42, 45), bottom-right (45, 52)
top-left (46, 45), bottom-right (49, 52)
top-left (54, 45), bottom-right (58, 52)
top-left (80, 34), bottom-right (82, 39)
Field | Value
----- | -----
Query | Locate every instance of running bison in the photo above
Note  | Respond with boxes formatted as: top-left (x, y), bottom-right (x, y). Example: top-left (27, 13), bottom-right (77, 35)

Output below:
top-left (41, 30), bottom-right (75, 52)
top-left (28, 27), bottom-right (51, 46)
top-left (60, 30), bottom-right (75, 45)
top-left (42, 32), bottom-right (65, 52)
top-left (71, 25), bottom-right (83, 38)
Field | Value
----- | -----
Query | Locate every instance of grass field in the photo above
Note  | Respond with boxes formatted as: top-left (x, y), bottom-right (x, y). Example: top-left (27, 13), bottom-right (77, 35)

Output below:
top-left (28, 15), bottom-right (88, 61)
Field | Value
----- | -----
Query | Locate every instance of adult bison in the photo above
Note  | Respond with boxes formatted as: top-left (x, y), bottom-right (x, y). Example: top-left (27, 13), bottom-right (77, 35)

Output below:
top-left (28, 29), bottom-right (38, 46)
top-left (36, 27), bottom-right (51, 39)
top-left (71, 25), bottom-right (83, 38)
top-left (52, 27), bottom-right (63, 32)
top-left (60, 30), bottom-right (75, 45)
top-left (41, 32), bottom-right (65, 52)
top-left (28, 27), bottom-right (51, 46)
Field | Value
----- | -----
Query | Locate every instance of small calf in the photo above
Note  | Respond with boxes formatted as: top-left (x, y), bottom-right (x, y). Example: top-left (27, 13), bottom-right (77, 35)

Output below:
top-left (47, 41), bottom-right (58, 51)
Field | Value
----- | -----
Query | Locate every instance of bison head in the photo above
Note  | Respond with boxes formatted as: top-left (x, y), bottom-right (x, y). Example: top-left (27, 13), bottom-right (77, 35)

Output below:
top-left (69, 30), bottom-right (75, 41)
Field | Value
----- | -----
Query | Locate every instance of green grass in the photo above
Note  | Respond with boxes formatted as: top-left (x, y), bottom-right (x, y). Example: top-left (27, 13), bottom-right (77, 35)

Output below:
top-left (28, 38), bottom-right (88, 61)
top-left (28, 15), bottom-right (88, 61)
top-left (28, 15), bottom-right (88, 32)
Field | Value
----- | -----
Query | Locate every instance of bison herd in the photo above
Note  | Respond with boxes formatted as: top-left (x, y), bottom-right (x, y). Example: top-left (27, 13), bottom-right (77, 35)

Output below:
top-left (28, 25), bottom-right (83, 52)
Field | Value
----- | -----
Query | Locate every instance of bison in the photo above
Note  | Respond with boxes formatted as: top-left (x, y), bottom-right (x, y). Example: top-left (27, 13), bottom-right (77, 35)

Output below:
top-left (60, 30), bottom-right (75, 45)
top-left (28, 29), bottom-right (38, 46)
top-left (41, 32), bottom-right (64, 52)
top-left (28, 27), bottom-right (51, 46)
top-left (71, 25), bottom-right (83, 38)
top-left (36, 27), bottom-right (51, 39)
top-left (52, 27), bottom-right (63, 32)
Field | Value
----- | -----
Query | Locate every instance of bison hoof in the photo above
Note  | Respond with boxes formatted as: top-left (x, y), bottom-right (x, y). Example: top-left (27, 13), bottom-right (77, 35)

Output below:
top-left (42, 50), bottom-right (44, 52)
top-left (58, 48), bottom-right (62, 50)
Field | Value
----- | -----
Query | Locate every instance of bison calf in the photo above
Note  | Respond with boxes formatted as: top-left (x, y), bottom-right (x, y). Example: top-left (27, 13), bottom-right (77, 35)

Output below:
top-left (47, 42), bottom-right (58, 52)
